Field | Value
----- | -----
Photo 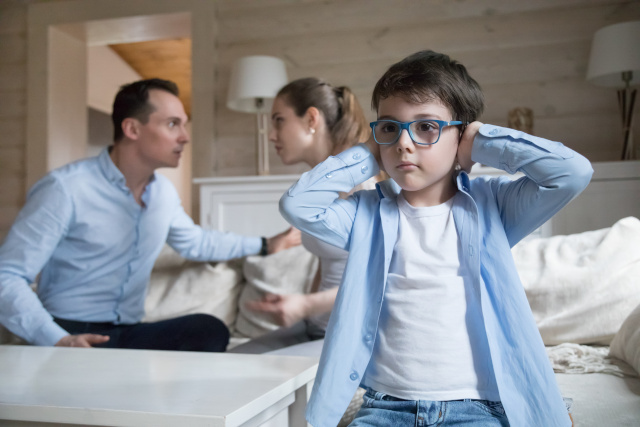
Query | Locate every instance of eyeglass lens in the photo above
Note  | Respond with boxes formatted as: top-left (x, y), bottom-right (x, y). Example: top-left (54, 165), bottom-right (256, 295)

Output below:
top-left (374, 120), bottom-right (441, 145)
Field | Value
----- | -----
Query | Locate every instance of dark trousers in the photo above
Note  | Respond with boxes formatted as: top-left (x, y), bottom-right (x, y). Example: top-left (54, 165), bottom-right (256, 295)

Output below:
top-left (54, 313), bottom-right (229, 352)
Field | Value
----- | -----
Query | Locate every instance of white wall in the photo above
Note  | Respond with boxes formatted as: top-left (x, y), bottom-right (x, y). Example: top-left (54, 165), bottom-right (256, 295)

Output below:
top-left (87, 45), bottom-right (141, 114)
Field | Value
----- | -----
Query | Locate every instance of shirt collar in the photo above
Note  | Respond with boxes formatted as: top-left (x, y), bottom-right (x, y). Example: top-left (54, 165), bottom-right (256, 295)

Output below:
top-left (375, 170), bottom-right (470, 201)
top-left (375, 179), bottom-right (402, 200)
top-left (98, 147), bottom-right (157, 189)
top-left (99, 147), bottom-right (127, 187)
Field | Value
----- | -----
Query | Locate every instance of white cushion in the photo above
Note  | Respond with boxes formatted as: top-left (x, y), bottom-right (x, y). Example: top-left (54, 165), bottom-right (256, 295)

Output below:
top-left (144, 245), bottom-right (244, 328)
top-left (234, 246), bottom-right (318, 338)
top-left (512, 216), bottom-right (640, 345)
top-left (610, 303), bottom-right (640, 375)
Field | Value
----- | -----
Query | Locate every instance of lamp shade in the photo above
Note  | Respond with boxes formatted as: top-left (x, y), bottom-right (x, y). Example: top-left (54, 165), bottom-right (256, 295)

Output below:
top-left (586, 20), bottom-right (640, 88)
top-left (227, 55), bottom-right (288, 113)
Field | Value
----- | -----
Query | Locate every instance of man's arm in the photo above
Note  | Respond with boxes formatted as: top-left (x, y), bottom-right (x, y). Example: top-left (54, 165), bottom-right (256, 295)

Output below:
top-left (0, 176), bottom-right (73, 345)
top-left (165, 202), bottom-right (300, 262)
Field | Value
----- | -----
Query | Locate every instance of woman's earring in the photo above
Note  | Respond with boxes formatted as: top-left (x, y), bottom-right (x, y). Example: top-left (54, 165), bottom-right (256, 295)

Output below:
top-left (310, 128), bottom-right (316, 135)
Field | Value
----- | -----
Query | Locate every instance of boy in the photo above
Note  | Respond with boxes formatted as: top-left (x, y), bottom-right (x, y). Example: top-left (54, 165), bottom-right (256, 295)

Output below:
top-left (279, 50), bottom-right (592, 426)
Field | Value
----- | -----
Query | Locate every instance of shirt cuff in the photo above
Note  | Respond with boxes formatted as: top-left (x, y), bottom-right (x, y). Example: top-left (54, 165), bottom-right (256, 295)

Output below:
top-left (245, 236), bottom-right (263, 256)
top-left (31, 320), bottom-right (69, 347)
top-left (334, 144), bottom-right (380, 186)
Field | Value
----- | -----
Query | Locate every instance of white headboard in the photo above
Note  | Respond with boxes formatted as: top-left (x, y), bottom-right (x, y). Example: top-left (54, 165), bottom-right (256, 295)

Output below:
top-left (194, 161), bottom-right (640, 238)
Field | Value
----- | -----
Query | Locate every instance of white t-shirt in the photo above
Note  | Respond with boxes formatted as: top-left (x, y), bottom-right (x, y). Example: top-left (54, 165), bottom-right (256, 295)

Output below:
top-left (363, 193), bottom-right (500, 401)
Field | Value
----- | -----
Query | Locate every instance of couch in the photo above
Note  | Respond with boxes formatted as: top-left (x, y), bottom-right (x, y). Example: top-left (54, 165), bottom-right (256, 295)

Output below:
top-left (2, 217), bottom-right (639, 426)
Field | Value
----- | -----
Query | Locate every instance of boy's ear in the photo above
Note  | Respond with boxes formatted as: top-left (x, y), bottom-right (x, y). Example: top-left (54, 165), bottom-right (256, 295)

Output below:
top-left (121, 118), bottom-right (140, 140)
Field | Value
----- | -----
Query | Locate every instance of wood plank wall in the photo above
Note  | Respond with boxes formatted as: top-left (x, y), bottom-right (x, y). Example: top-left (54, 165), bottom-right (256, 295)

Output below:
top-left (1, 0), bottom-right (639, 239)
top-left (214, 0), bottom-right (640, 176)
top-left (0, 1), bottom-right (29, 240)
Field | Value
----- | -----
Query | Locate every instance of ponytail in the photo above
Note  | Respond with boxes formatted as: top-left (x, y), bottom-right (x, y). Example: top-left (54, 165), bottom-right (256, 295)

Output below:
top-left (331, 86), bottom-right (369, 150)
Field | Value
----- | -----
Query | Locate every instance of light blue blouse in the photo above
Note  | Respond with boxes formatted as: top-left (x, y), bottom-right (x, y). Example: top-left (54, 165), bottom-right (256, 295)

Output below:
top-left (280, 124), bottom-right (593, 427)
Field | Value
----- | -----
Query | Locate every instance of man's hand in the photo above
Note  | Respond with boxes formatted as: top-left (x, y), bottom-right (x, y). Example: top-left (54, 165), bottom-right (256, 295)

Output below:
top-left (457, 121), bottom-right (483, 173)
top-left (364, 132), bottom-right (384, 172)
top-left (266, 227), bottom-right (301, 255)
top-left (55, 334), bottom-right (110, 348)
top-left (245, 293), bottom-right (308, 327)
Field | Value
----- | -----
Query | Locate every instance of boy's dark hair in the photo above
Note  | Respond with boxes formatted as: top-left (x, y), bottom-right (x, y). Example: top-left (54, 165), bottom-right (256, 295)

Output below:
top-left (371, 50), bottom-right (484, 123)
top-left (111, 78), bottom-right (179, 142)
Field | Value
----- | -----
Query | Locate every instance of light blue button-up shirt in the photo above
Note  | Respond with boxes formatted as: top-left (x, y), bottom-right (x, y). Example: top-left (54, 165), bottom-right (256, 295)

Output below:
top-left (0, 149), bottom-right (261, 346)
top-left (280, 124), bottom-right (593, 427)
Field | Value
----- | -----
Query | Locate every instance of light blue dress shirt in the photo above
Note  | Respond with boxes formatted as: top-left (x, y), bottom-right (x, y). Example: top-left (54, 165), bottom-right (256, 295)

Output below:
top-left (280, 124), bottom-right (593, 427)
top-left (0, 149), bottom-right (261, 346)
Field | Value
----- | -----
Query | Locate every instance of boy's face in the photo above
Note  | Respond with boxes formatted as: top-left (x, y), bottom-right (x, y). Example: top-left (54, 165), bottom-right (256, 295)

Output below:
top-left (378, 95), bottom-right (459, 207)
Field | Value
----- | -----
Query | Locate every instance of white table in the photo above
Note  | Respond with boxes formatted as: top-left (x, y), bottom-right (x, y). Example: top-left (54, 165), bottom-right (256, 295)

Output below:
top-left (0, 345), bottom-right (318, 427)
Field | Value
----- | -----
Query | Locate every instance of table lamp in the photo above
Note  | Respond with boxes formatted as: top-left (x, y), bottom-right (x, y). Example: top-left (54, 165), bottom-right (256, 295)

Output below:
top-left (586, 20), bottom-right (640, 160)
top-left (227, 56), bottom-right (288, 175)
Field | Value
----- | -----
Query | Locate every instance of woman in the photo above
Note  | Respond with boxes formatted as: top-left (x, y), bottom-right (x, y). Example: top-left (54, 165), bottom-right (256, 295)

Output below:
top-left (230, 77), bottom-right (378, 353)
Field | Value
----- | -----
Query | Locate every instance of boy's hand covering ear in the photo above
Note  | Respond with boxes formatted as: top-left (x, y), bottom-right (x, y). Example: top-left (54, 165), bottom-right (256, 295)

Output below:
top-left (457, 121), bottom-right (483, 173)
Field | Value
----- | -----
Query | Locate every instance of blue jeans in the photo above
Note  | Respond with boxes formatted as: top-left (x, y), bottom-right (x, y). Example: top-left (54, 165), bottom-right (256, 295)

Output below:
top-left (349, 388), bottom-right (510, 427)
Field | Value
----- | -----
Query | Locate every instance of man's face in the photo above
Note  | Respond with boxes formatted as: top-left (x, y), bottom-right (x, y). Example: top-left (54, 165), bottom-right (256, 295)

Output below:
top-left (378, 95), bottom-right (459, 207)
top-left (134, 89), bottom-right (189, 169)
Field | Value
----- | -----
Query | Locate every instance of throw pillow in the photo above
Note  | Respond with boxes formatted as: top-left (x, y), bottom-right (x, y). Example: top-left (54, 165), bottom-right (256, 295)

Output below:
top-left (144, 245), bottom-right (244, 328)
top-left (512, 216), bottom-right (640, 345)
top-left (234, 245), bottom-right (318, 338)
top-left (610, 303), bottom-right (640, 375)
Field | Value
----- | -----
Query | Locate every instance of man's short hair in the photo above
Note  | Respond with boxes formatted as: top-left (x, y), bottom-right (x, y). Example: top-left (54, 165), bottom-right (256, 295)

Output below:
top-left (371, 50), bottom-right (484, 124)
top-left (111, 78), bottom-right (179, 142)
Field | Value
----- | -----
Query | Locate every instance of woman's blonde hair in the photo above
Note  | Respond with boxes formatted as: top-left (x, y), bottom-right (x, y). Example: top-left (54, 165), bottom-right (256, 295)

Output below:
top-left (277, 77), bottom-right (369, 151)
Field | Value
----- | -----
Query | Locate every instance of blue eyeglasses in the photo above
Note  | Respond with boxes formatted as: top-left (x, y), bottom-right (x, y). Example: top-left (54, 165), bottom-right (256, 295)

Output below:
top-left (370, 119), bottom-right (467, 146)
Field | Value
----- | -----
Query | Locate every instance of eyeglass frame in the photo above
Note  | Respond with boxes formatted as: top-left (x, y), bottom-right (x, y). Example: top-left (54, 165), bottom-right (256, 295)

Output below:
top-left (369, 119), bottom-right (468, 146)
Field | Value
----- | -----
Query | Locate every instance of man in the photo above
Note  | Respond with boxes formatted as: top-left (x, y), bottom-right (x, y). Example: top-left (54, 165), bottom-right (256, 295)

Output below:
top-left (0, 79), bottom-right (299, 351)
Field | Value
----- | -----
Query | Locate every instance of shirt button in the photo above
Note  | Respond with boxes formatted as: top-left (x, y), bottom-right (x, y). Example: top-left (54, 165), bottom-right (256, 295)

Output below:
top-left (353, 153), bottom-right (361, 160)
top-left (469, 245), bottom-right (474, 256)
top-left (325, 173), bottom-right (333, 179)
top-left (361, 165), bottom-right (368, 174)
top-left (489, 129), bottom-right (499, 136)
top-left (350, 371), bottom-right (359, 381)
top-left (364, 334), bottom-right (373, 342)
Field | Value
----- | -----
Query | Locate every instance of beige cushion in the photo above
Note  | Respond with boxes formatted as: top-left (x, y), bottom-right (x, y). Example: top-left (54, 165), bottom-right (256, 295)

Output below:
top-left (512, 216), bottom-right (640, 345)
top-left (144, 246), bottom-right (244, 328)
top-left (610, 303), bottom-right (640, 375)
top-left (234, 246), bottom-right (318, 338)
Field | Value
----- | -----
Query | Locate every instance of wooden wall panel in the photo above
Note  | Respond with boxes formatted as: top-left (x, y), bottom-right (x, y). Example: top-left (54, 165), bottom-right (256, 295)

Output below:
top-left (1, 0), bottom-right (640, 239)
top-left (213, 0), bottom-right (640, 176)
top-left (0, 2), bottom-right (28, 240)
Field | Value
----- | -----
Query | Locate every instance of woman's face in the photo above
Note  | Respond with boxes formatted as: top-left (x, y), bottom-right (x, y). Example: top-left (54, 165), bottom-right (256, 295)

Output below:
top-left (269, 96), bottom-right (315, 165)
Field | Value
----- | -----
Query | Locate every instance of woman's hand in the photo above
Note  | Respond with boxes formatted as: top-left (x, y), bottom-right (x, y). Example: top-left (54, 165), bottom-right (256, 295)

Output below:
top-left (246, 293), bottom-right (308, 327)
top-left (457, 121), bottom-right (483, 173)
top-left (267, 227), bottom-right (301, 255)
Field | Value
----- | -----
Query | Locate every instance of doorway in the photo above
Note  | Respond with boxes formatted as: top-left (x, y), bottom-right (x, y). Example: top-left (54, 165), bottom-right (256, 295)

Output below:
top-left (26, 0), bottom-right (216, 220)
